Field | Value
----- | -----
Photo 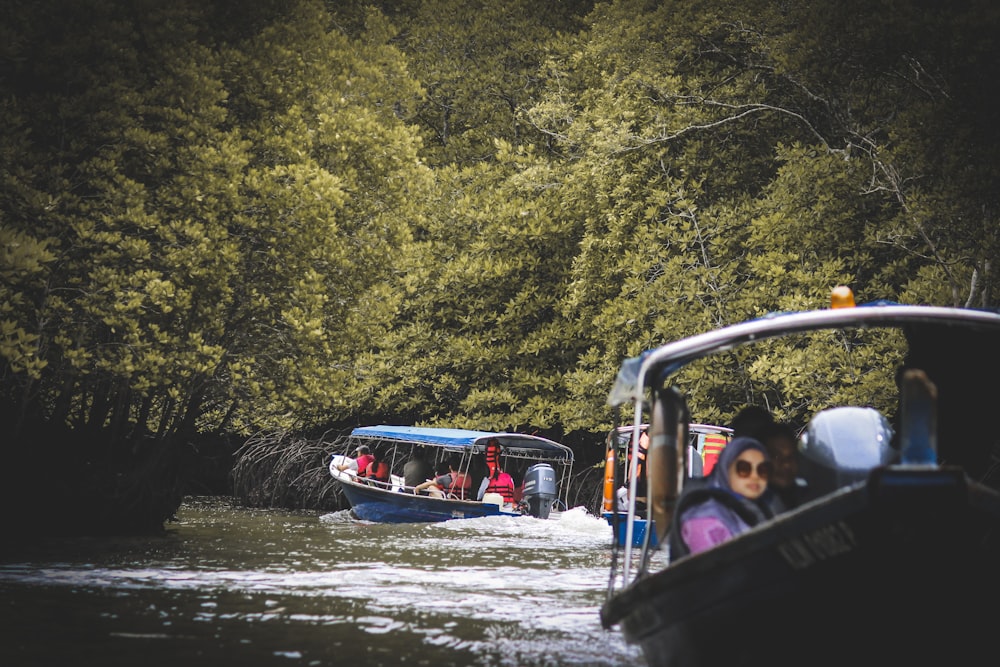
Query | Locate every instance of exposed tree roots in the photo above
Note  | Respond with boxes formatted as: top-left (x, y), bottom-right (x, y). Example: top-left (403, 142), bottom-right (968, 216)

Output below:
top-left (230, 429), bottom-right (349, 512)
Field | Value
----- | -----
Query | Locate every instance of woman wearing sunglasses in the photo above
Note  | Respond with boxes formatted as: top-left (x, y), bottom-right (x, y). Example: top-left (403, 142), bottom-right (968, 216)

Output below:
top-left (667, 436), bottom-right (775, 558)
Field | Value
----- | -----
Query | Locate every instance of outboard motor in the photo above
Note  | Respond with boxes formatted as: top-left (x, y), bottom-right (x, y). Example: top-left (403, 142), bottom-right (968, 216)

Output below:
top-left (522, 463), bottom-right (557, 519)
top-left (799, 406), bottom-right (897, 499)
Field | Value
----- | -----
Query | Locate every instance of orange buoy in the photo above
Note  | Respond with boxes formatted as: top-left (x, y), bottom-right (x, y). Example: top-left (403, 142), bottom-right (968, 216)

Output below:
top-left (603, 445), bottom-right (616, 512)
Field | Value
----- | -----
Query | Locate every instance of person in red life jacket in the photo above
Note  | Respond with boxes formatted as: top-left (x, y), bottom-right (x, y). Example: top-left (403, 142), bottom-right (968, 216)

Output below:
top-left (354, 446), bottom-right (376, 478)
top-left (363, 448), bottom-right (391, 485)
top-left (480, 468), bottom-right (516, 505)
top-left (413, 456), bottom-right (472, 499)
top-left (336, 445), bottom-right (374, 476)
top-left (475, 439), bottom-right (515, 505)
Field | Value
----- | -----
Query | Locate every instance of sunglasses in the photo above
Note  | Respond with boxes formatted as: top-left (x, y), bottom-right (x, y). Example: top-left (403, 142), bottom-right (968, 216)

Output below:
top-left (733, 459), bottom-right (772, 480)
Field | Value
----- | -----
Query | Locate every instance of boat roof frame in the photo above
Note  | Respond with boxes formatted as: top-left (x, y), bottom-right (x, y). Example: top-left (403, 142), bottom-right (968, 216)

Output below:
top-left (609, 303), bottom-right (1000, 408)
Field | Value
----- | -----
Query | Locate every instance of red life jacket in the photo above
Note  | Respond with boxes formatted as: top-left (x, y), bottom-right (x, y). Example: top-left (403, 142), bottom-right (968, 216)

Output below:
top-left (354, 454), bottom-right (375, 476)
top-left (448, 471), bottom-right (471, 499)
top-left (485, 472), bottom-right (515, 504)
top-left (485, 439), bottom-right (501, 477)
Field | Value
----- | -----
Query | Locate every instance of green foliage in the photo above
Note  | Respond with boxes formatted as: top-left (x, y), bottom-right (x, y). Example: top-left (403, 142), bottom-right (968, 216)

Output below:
top-left (348, 150), bottom-right (583, 433)
top-left (0, 0), bottom-right (429, 443)
top-left (384, 0), bottom-right (593, 166)
top-left (0, 225), bottom-right (54, 378)
top-left (520, 0), bottom-right (998, 433)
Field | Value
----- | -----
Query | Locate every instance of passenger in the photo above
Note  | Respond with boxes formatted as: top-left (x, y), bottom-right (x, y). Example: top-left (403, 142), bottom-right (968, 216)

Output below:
top-left (403, 445), bottom-right (434, 491)
top-left (478, 470), bottom-right (515, 505)
top-left (686, 441), bottom-right (704, 477)
top-left (336, 444), bottom-right (374, 475)
top-left (669, 436), bottom-right (774, 558)
top-left (468, 451), bottom-right (491, 502)
top-left (363, 448), bottom-right (390, 485)
top-left (413, 456), bottom-right (472, 499)
top-left (757, 421), bottom-right (804, 513)
top-left (709, 404), bottom-right (774, 477)
top-left (353, 446), bottom-right (376, 480)
top-left (730, 405), bottom-right (775, 439)
top-left (477, 463), bottom-right (516, 505)
top-left (413, 460), bottom-right (450, 498)
top-left (623, 430), bottom-right (650, 515)
top-left (511, 467), bottom-right (525, 505)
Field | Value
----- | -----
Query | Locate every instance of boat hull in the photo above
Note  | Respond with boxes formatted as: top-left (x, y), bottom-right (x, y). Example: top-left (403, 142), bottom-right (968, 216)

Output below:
top-left (601, 467), bottom-right (1000, 666)
top-left (338, 478), bottom-right (520, 523)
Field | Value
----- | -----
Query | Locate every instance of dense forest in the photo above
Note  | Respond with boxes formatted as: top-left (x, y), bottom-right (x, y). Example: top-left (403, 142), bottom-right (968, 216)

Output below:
top-left (1, 0), bottom-right (997, 534)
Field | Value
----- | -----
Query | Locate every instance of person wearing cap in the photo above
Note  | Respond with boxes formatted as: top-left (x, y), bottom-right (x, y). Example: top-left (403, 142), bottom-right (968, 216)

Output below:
top-left (336, 445), bottom-right (374, 475)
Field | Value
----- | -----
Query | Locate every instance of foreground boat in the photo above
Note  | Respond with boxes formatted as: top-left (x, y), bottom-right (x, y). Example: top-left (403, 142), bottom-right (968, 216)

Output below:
top-left (329, 425), bottom-right (574, 523)
top-left (600, 288), bottom-right (1000, 666)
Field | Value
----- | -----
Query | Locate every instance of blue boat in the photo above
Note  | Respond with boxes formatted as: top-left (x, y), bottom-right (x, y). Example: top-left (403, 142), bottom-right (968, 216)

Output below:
top-left (601, 287), bottom-right (1000, 666)
top-left (329, 425), bottom-right (574, 523)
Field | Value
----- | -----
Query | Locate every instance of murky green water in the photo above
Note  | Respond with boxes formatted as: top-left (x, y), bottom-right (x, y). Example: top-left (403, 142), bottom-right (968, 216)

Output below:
top-left (0, 497), bottom-right (649, 666)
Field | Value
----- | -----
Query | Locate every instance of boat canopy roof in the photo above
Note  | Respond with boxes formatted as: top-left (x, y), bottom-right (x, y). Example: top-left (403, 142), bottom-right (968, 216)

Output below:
top-left (349, 425), bottom-right (574, 462)
top-left (608, 301), bottom-right (1000, 408)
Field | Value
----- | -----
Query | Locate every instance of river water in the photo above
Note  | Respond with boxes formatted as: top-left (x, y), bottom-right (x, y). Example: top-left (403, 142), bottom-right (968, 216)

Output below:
top-left (0, 496), bottom-right (652, 667)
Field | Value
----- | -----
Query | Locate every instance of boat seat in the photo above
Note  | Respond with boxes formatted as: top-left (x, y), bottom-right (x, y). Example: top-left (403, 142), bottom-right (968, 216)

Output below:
top-left (390, 474), bottom-right (405, 493)
top-left (482, 492), bottom-right (504, 507)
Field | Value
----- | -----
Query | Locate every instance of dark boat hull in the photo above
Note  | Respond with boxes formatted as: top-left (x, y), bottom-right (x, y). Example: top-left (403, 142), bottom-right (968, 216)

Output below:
top-left (601, 467), bottom-right (1000, 666)
top-left (338, 478), bottom-right (519, 523)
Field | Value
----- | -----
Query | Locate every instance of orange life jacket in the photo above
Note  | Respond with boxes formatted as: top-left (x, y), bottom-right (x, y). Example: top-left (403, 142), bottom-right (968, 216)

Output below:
top-left (626, 433), bottom-right (649, 496)
top-left (701, 433), bottom-right (728, 476)
top-left (366, 460), bottom-right (390, 483)
top-left (602, 445), bottom-right (616, 511)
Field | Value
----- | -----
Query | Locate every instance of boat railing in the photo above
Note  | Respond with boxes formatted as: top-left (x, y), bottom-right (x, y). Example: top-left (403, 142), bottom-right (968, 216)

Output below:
top-left (353, 471), bottom-right (520, 504)
top-left (351, 473), bottom-right (456, 497)
top-left (358, 476), bottom-right (410, 492)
